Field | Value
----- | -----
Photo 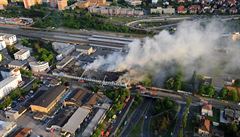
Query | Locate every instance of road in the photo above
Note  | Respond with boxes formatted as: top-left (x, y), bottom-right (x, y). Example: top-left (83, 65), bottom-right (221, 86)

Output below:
top-left (120, 98), bottom-right (152, 137)
top-left (172, 104), bottom-right (186, 137)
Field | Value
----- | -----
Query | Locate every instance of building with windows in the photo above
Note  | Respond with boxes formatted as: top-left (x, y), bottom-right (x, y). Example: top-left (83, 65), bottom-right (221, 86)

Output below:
top-left (29, 61), bottom-right (49, 73)
top-left (30, 85), bottom-right (67, 114)
top-left (0, 120), bottom-right (17, 137)
top-left (23, 0), bottom-right (42, 9)
top-left (0, 69), bottom-right (22, 100)
top-left (58, 0), bottom-right (67, 10)
top-left (0, 41), bottom-right (6, 51)
top-left (14, 49), bottom-right (30, 60)
top-left (0, 0), bottom-right (8, 6)
top-left (1, 34), bottom-right (17, 45)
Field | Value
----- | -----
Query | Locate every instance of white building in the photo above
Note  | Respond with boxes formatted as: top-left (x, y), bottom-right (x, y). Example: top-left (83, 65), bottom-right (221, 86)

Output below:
top-left (14, 49), bottom-right (30, 60)
top-left (0, 69), bottom-right (22, 100)
top-left (125, 0), bottom-right (142, 6)
top-left (0, 120), bottom-right (17, 137)
top-left (0, 41), bottom-right (6, 51)
top-left (0, 34), bottom-right (17, 46)
top-left (150, 7), bottom-right (163, 14)
top-left (56, 56), bottom-right (74, 69)
top-left (152, 0), bottom-right (158, 4)
top-left (29, 61), bottom-right (49, 73)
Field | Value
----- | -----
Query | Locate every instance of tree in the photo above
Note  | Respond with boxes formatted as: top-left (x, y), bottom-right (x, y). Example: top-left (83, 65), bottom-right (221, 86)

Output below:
top-left (142, 74), bottom-right (152, 87)
top-left (229, 89), bottom-right (239, 102)
top-left (186, 97), bottom-right (192, 107)
top-left (198, 85), bottom-right (215, 97)
top-left (178, 128), bottom-right (184, 137)
top-left (219, 88), bottom-right (228, 98)
top-left (234, 79), bottom-right (240, 87)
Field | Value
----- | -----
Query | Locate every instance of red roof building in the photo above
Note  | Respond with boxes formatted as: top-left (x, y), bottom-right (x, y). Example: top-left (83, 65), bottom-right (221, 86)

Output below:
top-left (189, 5), bottom-right (201, 14)
top-left (177, 5), bottom-right (187, 14)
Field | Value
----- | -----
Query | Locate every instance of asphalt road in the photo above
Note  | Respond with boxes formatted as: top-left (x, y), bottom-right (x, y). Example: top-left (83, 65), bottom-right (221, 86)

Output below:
top-left (172, 104), bottom-right (186, 137)
top-left (120, 98), bottom-right (152, 137)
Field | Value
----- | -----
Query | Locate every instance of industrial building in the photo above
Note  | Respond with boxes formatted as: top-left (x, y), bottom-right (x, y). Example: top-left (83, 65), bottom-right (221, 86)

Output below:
top-left (61, 107), bottom-right (91, 135)
top-left (30, 85), bottom-right (67, 114)
top-left (0, 120), bottom-right (17, 137)
top-left (63, 89), bottom-right (100, 108)
top-left (0, 69), bottom-right (22, 100)
top-left (29, 61), bottom-right (49, 73)
top-left (81, 103), bottom-right (110, 137)
top-left (14, 49), bottom-right (30, 60)
top-left (56, 56), bottom-right (74, 69)
top-left (52, 42), bottom-right (75, 56)
top-left (76, 46), bottom-right (96, 55)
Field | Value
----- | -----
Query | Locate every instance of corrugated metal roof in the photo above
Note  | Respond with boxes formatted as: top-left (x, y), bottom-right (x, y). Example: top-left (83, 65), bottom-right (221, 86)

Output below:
top-left (62, 107), bottom-right (90, 135)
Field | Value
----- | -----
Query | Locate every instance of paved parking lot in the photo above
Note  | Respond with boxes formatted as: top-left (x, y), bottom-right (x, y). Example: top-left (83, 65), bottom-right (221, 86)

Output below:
top-left (16, 112), bottom-right (60, 137)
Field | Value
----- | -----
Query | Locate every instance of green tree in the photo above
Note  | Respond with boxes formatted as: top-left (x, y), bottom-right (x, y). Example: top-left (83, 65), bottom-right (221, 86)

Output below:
top-left (142, 74), bottom-right (152, 87)
top-left (234, 79), bottom-right (240, 87)
top-left (219, 88), bottom-right (228, 98)
top-left (230, 90), bottom-right (239, 102)
top-left (178, 128), bottom-right (184, 137)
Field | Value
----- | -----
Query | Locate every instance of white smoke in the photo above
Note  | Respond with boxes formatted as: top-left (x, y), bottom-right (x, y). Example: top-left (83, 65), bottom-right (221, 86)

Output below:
top-left (86, 20), bottom-right (240, 82)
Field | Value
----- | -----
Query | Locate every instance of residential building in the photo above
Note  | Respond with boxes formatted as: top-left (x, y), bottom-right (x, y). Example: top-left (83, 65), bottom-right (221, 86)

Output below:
top-left (61, 107), bottom-right (91, 136)
top-left (30, 85), bottom-right (67, 114)
top-left (151, 0), bottom-right (158, 4)
top-left (198, 118), bottom-right (211, 136)
top-left (162, 6), bottom-right (175, 14)
top-left (223, 108), bottom-right (240, 122)
top-left (2, 34), bottom-right (17, 45)
top-left (23, 0), bottom-right (42, 9)
top-left (8, 60), bottom-right (28, 69)
top-left (150, 7), bottom-right (163, 14)
top-left (88, 6), bottom-right (144, 16)
top-left (189, 5), bottom-right (201, 14)
top-left (201, 103), bottom-right (213, 117)
top-left (14, 49), bottom-right (30, 60)
top-left (29, 61), bottom-right (49, 73)
top-left (125, 0), bottom-right (142, 6)
top-left (0, 69), bottom-right (22, 100)
top-left (0, 41), bottom-right (6, 51)
top-left (58, 0), bottom-right (67, 10)
top-left (56, 56), bottom-right (74, 69)
top-left (0, 120), bottom-right (17, 137)
top-left (177, 5), bottom-right (187, 14)
top-left (0, 0), bottom-right (8, 6)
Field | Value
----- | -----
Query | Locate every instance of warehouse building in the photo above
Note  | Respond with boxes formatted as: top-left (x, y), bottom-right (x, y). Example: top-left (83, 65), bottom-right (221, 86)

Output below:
top-left (61, 107), bottom-right (91, 136)
top-left (56, 56), bottom-right (74, 69)
top-left (30, 85), bottom-right (67, 114)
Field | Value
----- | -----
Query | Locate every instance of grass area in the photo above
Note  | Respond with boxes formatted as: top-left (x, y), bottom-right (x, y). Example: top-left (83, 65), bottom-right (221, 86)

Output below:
top-left (107, 16), bottom-right (138, 24)
top-left (129, 117), bottom-right (144, 137)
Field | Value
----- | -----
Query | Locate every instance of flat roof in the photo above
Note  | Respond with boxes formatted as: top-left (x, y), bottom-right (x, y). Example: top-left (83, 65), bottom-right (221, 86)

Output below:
top-left (8, 60), bottom-right (27, 67)
top-left (62, 107), bottom-right (90, 135)
top-left (65, 89), bottom-right (94, 106)
top-left (0, 120), bottom-right (16, 137)
top-left (15, 128), bottom-right (31, 137)
top-left (31, 85), bottom-right (67, 108)
top-left (56, 56), bottom-right (74, 67)
top-left (0, 76), bottom-right (18, 89)
top-left (82, 108), bottom-right (106, 137)
top-left (47, 107), bottom-right (76, 129)
top-left (14, 49), bottom-right (29, 56)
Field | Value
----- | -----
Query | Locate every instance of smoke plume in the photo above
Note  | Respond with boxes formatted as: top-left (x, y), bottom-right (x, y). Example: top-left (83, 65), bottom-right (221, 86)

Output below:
top-left (86, 20), bottom-right (240, 83)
